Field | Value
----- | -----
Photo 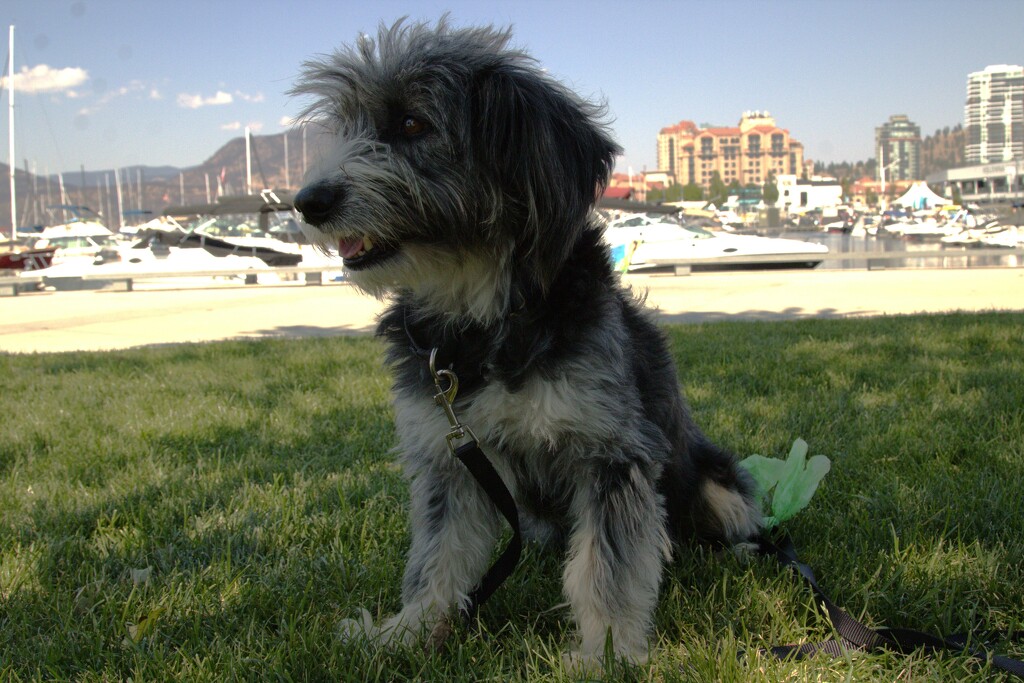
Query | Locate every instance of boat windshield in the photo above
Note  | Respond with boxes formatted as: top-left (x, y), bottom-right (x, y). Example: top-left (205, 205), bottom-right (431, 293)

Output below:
top-left (34, 234), bottom-right (117, 249)
top-left (611, 216), bottom-right (651, 228)
top-left (681, 224), bottom-right (715, 239)
top-left (609, 213), bottom-right (683, 228)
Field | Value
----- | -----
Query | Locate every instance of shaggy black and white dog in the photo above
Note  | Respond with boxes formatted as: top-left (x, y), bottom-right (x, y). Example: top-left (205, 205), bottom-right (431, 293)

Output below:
top-left (292, 18), bottom-right (760, 667)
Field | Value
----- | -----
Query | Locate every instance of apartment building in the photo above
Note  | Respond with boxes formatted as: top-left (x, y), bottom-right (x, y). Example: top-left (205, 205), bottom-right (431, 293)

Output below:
top-left (656, 112), bottom-right (805, 189)
top-left (964, 64), bottom-right (1024, 164)
top-left (875, 115), bottom-right (921, 182)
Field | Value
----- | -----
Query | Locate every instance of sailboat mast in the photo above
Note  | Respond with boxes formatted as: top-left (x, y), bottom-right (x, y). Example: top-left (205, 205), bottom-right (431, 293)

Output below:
top-left (114, 168), bottom-right (124, 230)
top-left (7, 25), bottom-right (16, 242)
top-left (283, 130), bottom-right (290, 189)
top-left (245, 126), bottom-right (252, 195)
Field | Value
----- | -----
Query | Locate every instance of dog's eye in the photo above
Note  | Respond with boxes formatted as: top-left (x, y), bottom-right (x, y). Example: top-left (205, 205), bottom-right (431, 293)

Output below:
top-left (400, 115), bottom-right (429, 137)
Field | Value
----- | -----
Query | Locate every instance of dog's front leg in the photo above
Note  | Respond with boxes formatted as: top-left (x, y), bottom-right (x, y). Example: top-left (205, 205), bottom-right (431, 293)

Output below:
top-left (344, 448), bottom-right (502, 648)
top-left (562, 457), bottom-right (671, 668)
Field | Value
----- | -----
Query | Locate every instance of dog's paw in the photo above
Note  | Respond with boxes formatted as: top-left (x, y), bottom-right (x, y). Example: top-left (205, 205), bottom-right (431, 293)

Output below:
top-left (339, 605), bottom-right (445, 649)
top-left (338, 608), bottom-right (414, 648)
top-left (565, 647), bottom-right (651, 671)
top-left (725, 540), bottom-right (761, 561)
top-left (424, 616), bottom-right (455, 651)
top-left (562, 649), bottom-right (603, 675)
top-left (338, 607), bottom-right (379, 643)
top-left (562, 644), bottom-right (649, 674)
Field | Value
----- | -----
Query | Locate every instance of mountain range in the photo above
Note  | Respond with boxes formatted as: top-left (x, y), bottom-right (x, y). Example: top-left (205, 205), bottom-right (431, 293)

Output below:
top-left (2, 125), bottom-right (328, 231)
top-left (2, 124), bottom-right (967, 232)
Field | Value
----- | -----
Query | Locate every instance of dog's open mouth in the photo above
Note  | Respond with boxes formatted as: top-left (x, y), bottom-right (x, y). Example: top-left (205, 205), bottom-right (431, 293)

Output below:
top-left (338, 236), bottom-right (399, 270)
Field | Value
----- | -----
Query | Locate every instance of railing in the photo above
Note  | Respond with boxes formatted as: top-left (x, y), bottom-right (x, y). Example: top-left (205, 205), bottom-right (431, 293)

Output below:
top-left (649, 247), bottom-right (1024, 274)
top-left (2, 249), bottom-right (1022, 296)
top-left (0, 264), bottom-right (341, 296)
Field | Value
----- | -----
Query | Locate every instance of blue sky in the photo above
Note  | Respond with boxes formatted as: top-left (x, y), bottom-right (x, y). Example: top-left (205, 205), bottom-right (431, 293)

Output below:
top-left (3, 0), bottom-right (1023, 179)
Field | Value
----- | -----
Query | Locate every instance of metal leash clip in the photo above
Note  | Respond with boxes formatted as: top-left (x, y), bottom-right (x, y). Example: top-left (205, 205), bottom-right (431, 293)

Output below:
top-left (429, 348), bottom-right (478, 453)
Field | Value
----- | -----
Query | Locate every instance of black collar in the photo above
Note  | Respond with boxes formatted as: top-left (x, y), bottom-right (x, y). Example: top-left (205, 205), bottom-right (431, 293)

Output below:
top-left (399, 304), bottom-right (491, 398)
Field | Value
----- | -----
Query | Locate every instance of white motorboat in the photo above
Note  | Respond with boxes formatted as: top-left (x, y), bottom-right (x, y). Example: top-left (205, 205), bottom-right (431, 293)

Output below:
top-left (604, 213), bottom-right (828, 272)
top-left (894, 219), bottom-right (963, 240)
top-left (886, 208), bottom-right (998, 241)
top-left (20, 237), bottom-right (274, 290)
top-left (30, 220), bottom-right (121, 265)
top-left (939, 220), bottom-right (1008, 247)
top-left (979, 225), bottom-right (1022, 248)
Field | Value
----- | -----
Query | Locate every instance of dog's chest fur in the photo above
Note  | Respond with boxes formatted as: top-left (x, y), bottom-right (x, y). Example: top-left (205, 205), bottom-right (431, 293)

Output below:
top-left (390, 368), bottom-right (603, 533)
top-left (379, 226), bottom-right (659, 531)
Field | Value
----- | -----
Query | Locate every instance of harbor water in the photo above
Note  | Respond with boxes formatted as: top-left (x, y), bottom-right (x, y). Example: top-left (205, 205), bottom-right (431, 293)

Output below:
top-left (774, 231), bottom-right (1023, 270)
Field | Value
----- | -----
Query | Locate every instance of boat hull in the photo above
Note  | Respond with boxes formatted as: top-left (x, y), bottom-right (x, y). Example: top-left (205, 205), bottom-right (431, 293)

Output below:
top-left (0, 246), bottom-right (58, 271)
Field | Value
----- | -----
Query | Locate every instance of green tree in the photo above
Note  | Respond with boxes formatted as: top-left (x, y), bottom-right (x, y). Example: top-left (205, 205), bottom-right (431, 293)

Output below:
top-left (763, 173), bottom-right (780, 205)
top-left (647, 183), bottom-right (683, 203)
top-left (840, 176), bottom-right (853, 202)
top-left (682, 183), bottom-right (704, 201)
top-left (708, 172), bottom-right (728, 206)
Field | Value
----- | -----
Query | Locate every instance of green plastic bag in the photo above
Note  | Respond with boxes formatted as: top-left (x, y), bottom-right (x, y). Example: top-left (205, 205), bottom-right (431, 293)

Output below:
top-left (739, 439), bottom-right (830, 529)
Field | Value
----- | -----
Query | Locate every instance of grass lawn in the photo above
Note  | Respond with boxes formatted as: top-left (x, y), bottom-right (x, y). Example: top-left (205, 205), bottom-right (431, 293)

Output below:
top-left (1, 312), bottom-right (1022, 681)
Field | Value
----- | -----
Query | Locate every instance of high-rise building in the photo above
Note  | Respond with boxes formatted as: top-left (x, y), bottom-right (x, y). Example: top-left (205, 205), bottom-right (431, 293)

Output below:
top-left (656, 112), bottom-right (804, 189)
top-left (964, 64), bottom-right (1024, 164)
top-left (875, 115), bottom-right (921, 182)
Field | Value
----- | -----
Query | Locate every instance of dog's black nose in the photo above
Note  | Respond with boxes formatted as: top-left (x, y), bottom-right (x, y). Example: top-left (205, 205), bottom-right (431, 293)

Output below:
top-left (294, 183), bottom-right (344, 226)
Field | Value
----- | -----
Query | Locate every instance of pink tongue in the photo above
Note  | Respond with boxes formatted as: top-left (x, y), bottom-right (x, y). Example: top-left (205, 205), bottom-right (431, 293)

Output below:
top-left (338, 237), bottom-right (364, 259)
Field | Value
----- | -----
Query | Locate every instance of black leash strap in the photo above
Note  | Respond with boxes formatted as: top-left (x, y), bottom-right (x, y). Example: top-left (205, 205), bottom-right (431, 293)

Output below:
top-left (425, 347), bottom-right (522, 619)
top-left (758, 533), bottom-right (1024, 678)
top-left (452, 439), bottom-right (523, 618)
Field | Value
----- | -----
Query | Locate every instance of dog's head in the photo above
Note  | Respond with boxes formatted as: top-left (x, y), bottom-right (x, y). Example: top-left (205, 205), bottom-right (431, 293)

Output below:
top-left (292, 18), bottom-right (620, 320)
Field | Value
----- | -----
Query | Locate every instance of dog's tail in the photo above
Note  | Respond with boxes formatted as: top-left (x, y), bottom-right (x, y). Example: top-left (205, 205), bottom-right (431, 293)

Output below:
top-left (662, 438), bottom-right (762, 547)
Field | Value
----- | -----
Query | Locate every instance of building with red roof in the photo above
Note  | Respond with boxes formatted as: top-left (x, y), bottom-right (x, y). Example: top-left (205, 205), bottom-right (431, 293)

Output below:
top-left (656, 111), bottom-right (805, 190)
top-left (606, 171), bottom-right (671, 203)
top-left (848, 175), bottom-right (914, 207)
top-left (602, 186), bottom-right (634, 200)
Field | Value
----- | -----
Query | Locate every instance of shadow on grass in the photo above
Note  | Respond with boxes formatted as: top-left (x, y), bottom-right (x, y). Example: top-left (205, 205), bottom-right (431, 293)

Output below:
top-left (5, 399), bottom-right (403, 676)
top-left (242, 323), bottom-right (378, 338)
top-left (2, 314), bottom-right (1023, 679)
top-left (658, 306), bottom-right (880, 324)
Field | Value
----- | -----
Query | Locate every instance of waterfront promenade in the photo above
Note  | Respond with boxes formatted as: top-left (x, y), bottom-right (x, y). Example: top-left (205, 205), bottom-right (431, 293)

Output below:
top-left (2, 267), bottom-right (1022, 354)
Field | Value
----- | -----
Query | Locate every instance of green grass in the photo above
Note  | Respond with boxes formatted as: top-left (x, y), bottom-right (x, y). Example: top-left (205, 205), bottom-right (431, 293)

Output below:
top-left (1, 313), bottom-right (1022, 681)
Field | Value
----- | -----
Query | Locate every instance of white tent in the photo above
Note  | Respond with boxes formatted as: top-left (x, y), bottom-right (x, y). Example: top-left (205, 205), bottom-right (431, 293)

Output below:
top-left (894, 182), bottom-right (947, 210)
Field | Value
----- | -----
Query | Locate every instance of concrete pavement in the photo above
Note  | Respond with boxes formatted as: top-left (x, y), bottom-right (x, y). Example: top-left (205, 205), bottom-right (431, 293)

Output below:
top-left (2, 268), bottom-right (1022, 354)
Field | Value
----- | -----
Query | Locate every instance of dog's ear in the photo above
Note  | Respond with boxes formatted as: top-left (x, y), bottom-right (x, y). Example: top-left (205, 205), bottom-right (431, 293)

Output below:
top-left (471, 65), bottom-right (620, 290)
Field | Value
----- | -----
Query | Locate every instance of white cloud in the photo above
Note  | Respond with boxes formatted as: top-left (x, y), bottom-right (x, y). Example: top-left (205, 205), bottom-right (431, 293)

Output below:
top-left (0, 64), bottom-right (88, 93)
top-left (174, 89), bottom-right (262, 110)
top-left (177, 90), bottom-right (234, 109)
top-left (234, 90), bottom-right (265, 103)
top-left (85, 80), bottom-right (152, 111)
top-left (149, 88), bottom-right (163, 100)
top-left (221, 121), bottom-right (264, 132)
